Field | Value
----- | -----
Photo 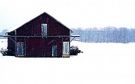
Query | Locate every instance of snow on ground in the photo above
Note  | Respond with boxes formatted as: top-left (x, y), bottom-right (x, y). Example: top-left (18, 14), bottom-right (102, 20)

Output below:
top-left (0, 39), bottom-right (135, 84)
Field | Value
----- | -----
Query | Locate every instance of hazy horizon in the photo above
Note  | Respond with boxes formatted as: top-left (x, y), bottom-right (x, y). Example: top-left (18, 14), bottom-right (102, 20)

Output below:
top-left (1, 0), bottom-right (135, 31)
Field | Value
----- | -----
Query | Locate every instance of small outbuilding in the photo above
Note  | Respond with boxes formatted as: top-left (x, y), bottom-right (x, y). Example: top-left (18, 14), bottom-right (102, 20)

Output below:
top-left (6, 12), bottom-right (77, 57)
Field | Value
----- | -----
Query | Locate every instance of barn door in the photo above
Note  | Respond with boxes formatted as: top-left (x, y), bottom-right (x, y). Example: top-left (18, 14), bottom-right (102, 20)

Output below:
top-left (52, 45), bottom-right (57, 57)
top-left (63, 42), bottom-right (69, 57)
top-left (16, 42), bottom-right (24, 56)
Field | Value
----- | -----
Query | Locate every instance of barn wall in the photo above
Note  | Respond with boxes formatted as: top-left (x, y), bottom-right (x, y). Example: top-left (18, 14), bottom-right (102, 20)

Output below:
top-left (7, 31), bottom-right (15, 55)
top-left (45, 14), bottom-right (70, 36)
top-left (7, 12), bottom-right (70, 57)
top-left (25, 37), bottom-right (62, 57)
top-left (16, 15), bottom-right (42, 36)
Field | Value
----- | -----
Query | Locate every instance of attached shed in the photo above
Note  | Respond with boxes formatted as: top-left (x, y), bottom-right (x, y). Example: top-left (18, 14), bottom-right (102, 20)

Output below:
top-left (7, 12), bottom-right (72, 57)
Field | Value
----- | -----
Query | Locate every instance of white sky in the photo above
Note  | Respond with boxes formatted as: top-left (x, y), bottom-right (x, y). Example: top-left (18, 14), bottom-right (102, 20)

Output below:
top-left (1, 0), bottom-right (135, 31)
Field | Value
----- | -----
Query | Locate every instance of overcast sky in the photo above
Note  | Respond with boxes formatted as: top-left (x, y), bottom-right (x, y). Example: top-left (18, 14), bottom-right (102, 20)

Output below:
top-left (1, 0), bottom-right (135, 31)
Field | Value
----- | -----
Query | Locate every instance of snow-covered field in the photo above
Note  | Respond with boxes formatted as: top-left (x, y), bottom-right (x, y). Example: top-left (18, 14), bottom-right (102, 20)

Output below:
top-left (0, 39), bottom-right (135, 84)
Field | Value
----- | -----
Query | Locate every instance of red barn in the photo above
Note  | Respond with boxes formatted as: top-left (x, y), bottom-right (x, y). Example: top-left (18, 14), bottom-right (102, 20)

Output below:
top-left (7, 12), bottom-right (73, 57)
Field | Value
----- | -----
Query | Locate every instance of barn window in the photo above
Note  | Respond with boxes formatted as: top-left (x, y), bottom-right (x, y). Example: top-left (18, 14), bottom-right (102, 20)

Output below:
top-left (63, 42), bottom-right (69, 55)
top-left (41, 24), bottom-right (47, 36)
top-left (16, 42), bottom-right (24, 56)
top-left (52, 45), bottom-right (57, 56)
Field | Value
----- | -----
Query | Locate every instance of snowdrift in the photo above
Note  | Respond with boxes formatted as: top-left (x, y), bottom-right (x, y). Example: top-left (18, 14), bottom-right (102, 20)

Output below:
top-left (0, 40), bottom-right (135, 84)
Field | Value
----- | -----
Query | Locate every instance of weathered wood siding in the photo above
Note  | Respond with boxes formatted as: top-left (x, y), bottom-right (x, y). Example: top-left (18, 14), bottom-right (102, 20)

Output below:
top-left (7, 12), bottom-right (70, 57)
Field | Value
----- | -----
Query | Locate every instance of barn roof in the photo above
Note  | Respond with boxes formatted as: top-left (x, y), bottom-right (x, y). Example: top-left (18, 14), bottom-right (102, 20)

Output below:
top-left (8, 12), bottom-right (72, 33)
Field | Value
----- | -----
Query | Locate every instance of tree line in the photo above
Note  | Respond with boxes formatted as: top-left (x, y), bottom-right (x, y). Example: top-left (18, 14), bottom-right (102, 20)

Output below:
top-left (72, 27), bottom-right (135, 43)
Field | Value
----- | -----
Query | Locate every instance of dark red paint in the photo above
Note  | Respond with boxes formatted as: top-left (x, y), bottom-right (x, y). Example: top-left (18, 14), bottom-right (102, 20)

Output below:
top-left (7, 12), bottom-right (70, 57)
